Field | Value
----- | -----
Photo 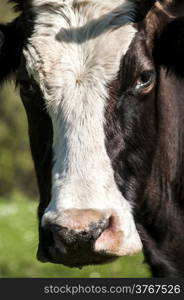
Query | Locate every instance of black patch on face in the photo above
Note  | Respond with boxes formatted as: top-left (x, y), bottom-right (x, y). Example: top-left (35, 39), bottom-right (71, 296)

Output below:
top-left (105, 31), bottom-right (157, 205)
top-left (17, 58), bottom-right (53, 224)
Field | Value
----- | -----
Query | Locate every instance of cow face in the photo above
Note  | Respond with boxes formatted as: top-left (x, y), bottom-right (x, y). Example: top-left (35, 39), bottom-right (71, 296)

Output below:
top-left (1, 0), bottom-right (178, 268)
top-left (17, 0), bottom-right (143, 266)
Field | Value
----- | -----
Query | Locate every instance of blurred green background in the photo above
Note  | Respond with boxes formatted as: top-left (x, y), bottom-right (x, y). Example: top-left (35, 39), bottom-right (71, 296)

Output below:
top-left (0, 0), bottom-right (150, 277)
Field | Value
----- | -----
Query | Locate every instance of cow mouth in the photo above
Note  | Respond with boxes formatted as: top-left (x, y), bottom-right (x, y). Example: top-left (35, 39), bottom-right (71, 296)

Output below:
top-left (37, 245), bottom-right (118, 267)
top-left (37, 234), bottom-right (118, 267)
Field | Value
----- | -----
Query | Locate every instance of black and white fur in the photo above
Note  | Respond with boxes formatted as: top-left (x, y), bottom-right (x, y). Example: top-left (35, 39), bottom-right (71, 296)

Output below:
top-left (1, 0), bottom-right (184, 276)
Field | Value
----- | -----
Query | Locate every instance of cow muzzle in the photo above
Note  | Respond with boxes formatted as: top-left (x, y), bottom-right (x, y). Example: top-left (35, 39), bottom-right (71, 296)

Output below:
top-left (37, 209), bottom-right (142, 267)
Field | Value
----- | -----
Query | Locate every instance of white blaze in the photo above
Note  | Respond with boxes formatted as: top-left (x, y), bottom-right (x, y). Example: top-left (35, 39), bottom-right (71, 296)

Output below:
top-left (24, 0), bottom-right (142, 254)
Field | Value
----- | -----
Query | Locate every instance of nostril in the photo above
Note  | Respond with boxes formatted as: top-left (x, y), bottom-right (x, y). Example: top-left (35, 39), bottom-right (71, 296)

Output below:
top-left (89, 217), bottom-right (111, 240)
top-left (49, 224), bottom-right (72, 244)
top-left (94, 215), bottom-right (123, 254)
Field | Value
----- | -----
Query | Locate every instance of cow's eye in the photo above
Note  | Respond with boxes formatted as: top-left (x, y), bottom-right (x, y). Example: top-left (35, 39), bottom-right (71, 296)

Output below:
top-left (135, 70), bottom-right (155, 92)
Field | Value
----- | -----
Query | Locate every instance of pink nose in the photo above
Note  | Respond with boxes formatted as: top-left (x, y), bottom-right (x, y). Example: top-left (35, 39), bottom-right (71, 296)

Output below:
top-left (38, 209), bottom-right (120, 266)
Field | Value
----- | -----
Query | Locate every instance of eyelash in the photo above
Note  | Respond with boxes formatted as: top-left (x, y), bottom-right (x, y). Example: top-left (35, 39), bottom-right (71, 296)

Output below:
top-left (135, 70), bottom-right (155, 91)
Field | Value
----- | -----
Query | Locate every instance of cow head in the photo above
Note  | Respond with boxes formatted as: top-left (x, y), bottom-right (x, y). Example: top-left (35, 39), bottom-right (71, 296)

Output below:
top-left (0, 0), bottom-right (183, 267)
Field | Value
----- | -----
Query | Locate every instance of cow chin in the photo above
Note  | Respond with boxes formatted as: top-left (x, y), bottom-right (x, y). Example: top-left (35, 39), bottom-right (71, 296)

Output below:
top-left (37, 244), bottom-right (118, 268)
top-left (37, 208), bottom-right (142, 267)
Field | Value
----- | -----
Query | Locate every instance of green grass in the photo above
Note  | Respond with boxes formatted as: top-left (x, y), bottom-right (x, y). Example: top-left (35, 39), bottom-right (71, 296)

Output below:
top-left (0, 194), bottom-right (150, 278)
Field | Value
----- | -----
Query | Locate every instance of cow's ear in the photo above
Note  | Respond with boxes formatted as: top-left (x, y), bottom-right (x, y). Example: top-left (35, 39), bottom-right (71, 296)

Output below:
top-left (154, 17), bottom-right (184, 77)
top-left (0, 16), bottom-right (23, 83)
top-left (139, 0), bottom-right (184, 49)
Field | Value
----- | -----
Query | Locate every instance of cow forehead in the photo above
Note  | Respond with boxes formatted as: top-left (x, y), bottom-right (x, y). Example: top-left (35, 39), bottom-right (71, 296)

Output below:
top-left (24, 0), bottom-right (136, 105)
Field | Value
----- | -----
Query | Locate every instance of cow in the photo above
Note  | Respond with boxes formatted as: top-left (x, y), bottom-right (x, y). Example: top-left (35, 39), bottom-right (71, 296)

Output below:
top-left (0, 0), bottom-right (184, 277)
